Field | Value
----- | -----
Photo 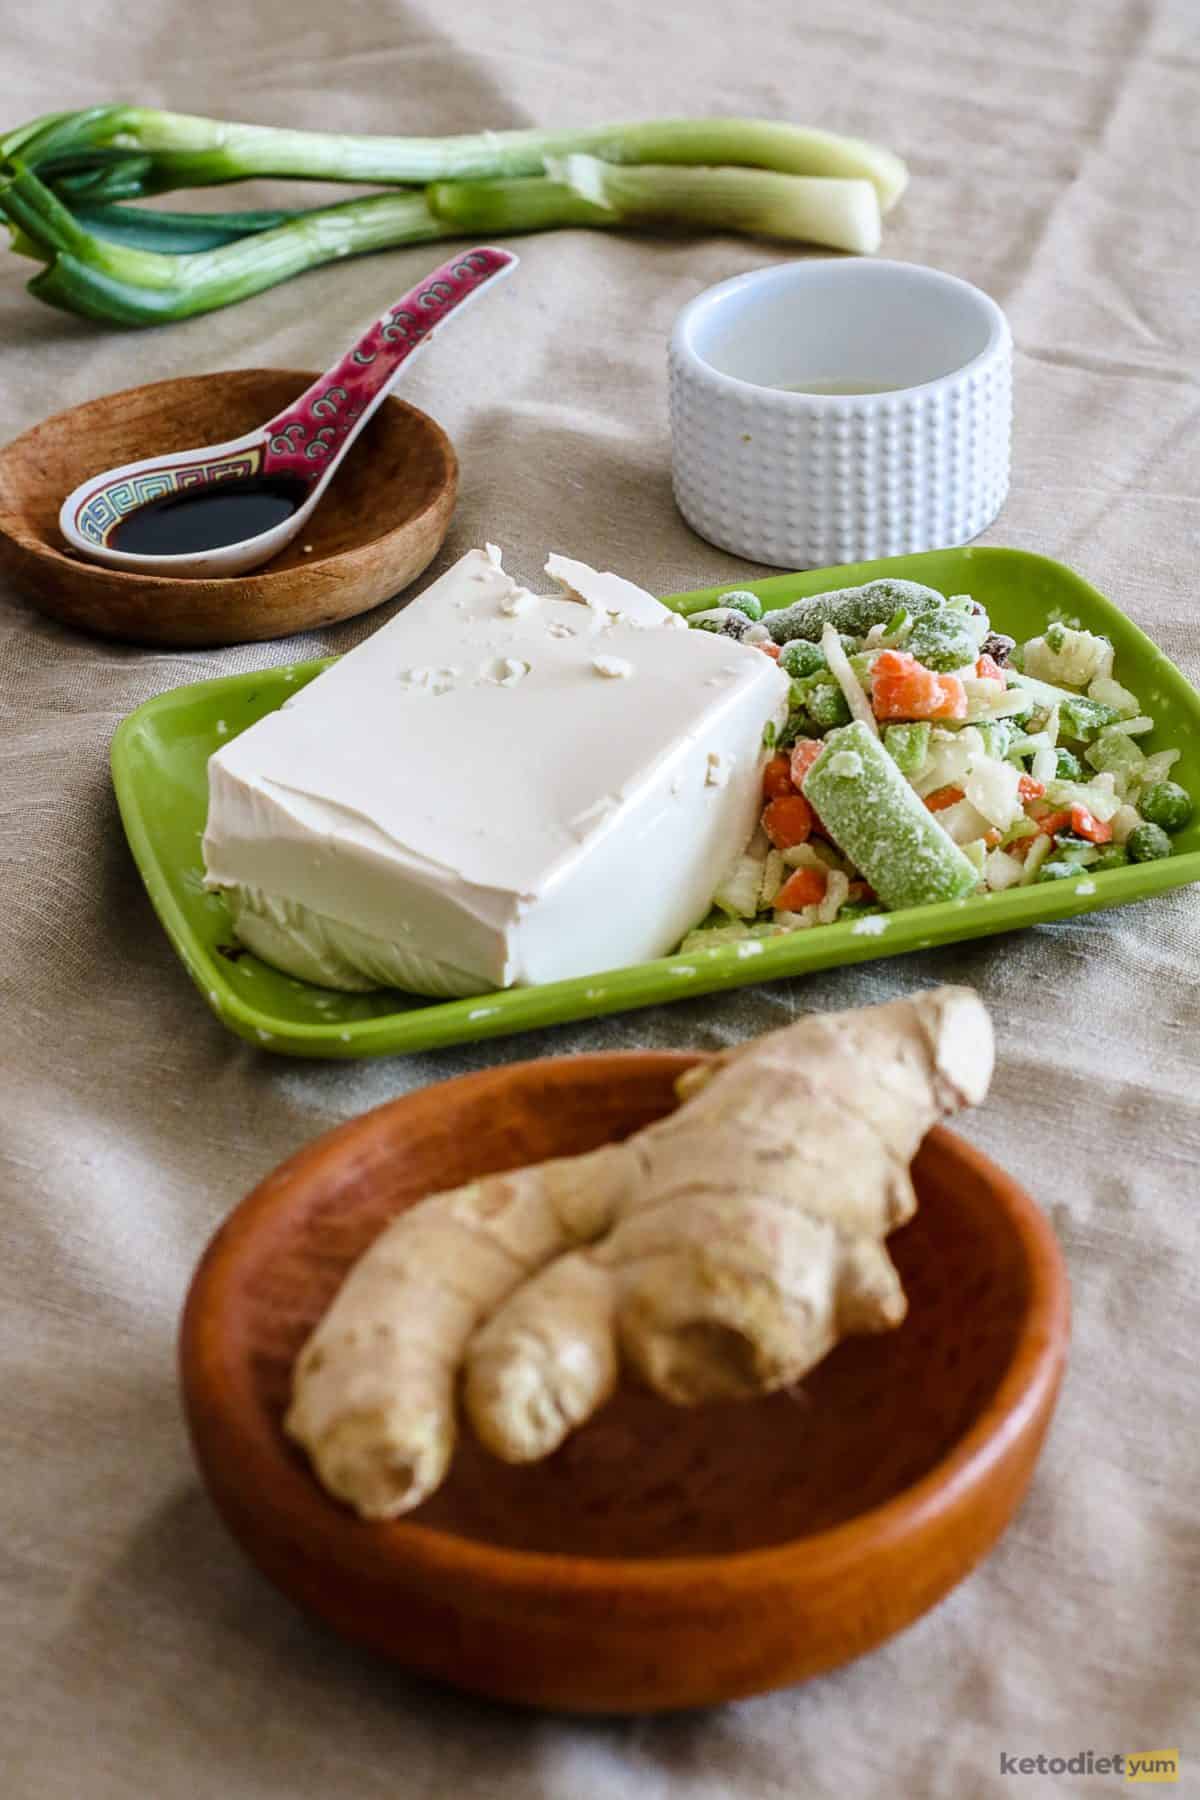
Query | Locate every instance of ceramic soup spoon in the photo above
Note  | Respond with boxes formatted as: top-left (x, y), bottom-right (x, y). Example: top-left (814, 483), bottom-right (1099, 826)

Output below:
top-left (59, 245), bottom-right (517, 578)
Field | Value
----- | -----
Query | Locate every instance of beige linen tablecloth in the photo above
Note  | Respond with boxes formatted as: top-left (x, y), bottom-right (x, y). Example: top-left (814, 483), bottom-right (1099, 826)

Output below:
top-left (2, 2), bottom-right (1198, 1795)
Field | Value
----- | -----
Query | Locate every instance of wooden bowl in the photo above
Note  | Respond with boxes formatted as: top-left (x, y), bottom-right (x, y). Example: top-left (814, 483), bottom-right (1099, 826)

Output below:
top-left (0, 369), bottom-right (457, 647)
top-left (180, 1052), bottom-right (1069, 1714)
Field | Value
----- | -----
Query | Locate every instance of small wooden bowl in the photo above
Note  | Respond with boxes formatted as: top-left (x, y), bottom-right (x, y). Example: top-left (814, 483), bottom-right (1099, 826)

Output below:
top-left (0, 369), bottom-right (457, 647)
top-left (181, 1052), bottom-right (1069, 1714)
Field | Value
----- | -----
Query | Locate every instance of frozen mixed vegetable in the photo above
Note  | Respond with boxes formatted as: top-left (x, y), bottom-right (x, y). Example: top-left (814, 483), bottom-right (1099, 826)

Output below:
top-left (680, 579), bottom-right (1194, 951)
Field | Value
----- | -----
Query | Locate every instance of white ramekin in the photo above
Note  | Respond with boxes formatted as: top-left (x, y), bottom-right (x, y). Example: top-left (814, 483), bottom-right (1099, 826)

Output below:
top-left (669, 259), bottom-right (1012, 569)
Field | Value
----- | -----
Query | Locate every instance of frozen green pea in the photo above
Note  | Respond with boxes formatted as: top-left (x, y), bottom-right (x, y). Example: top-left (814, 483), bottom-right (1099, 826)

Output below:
top-left (780, 639), bottom-right (827, 680)
top-left (802, 721), bottom-right (978, 910)
top-left (720, 589), bottom-right (764, 621)
top-left (1055, 748), bottom-right (1083, 780)
top-left (803, 681), bottom-right (853, 730)
top-left (1139, 781), bottom-right (1193, 833)
top-left (1127, 822), bottom-right (1173, 862)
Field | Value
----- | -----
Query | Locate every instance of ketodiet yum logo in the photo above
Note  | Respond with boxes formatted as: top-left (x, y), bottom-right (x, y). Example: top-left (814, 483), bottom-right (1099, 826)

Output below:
top-left (999, 1750), bottom-right (1179, 1782)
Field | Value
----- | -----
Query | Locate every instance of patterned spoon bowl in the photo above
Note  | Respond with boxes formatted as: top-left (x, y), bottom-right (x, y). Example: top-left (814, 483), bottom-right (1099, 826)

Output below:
top-left (58, 246), bottom-right (517, 579)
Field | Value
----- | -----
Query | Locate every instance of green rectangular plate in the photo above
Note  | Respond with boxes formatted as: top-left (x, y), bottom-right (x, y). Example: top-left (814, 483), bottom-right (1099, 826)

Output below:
top-left (111, 547), bottom-right (1200, 1058)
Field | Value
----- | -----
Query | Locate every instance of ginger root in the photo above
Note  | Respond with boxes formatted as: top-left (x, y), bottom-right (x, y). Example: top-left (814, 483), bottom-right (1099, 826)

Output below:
top-left (285, 986), bottom-right (993, 1519)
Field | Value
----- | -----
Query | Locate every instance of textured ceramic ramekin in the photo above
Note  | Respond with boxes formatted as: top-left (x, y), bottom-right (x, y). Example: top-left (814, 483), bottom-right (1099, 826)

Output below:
top-left (669, 259), bottom-right (1012, 569)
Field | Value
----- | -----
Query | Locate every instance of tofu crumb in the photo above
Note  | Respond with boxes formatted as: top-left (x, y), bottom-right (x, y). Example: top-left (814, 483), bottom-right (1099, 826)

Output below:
top-left (399, 666), bottom-right (459, 696)
top-left (705, 751), bottom-right (734, 788)
top-left (593, 655), bottom-right (634, 679)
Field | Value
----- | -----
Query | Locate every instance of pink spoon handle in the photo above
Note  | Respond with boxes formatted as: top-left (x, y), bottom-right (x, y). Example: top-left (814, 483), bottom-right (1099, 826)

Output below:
top-left (260, 245), bottom-right (517, 483)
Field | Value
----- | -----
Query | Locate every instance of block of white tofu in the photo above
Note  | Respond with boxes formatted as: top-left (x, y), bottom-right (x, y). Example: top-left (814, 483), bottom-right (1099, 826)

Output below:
top-left (202, 547), bottom-right (788, 997)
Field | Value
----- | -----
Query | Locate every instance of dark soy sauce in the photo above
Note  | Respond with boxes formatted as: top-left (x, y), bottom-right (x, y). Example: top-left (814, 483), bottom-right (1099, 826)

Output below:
top-left (110, 475), bottom-right (310, 556)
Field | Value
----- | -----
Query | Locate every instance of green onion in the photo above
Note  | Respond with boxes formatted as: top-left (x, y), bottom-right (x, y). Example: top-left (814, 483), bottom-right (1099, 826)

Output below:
top-left (22, 105), bottom-right (907, 210)
top-left (0, 103), bottom-right (907, 327)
